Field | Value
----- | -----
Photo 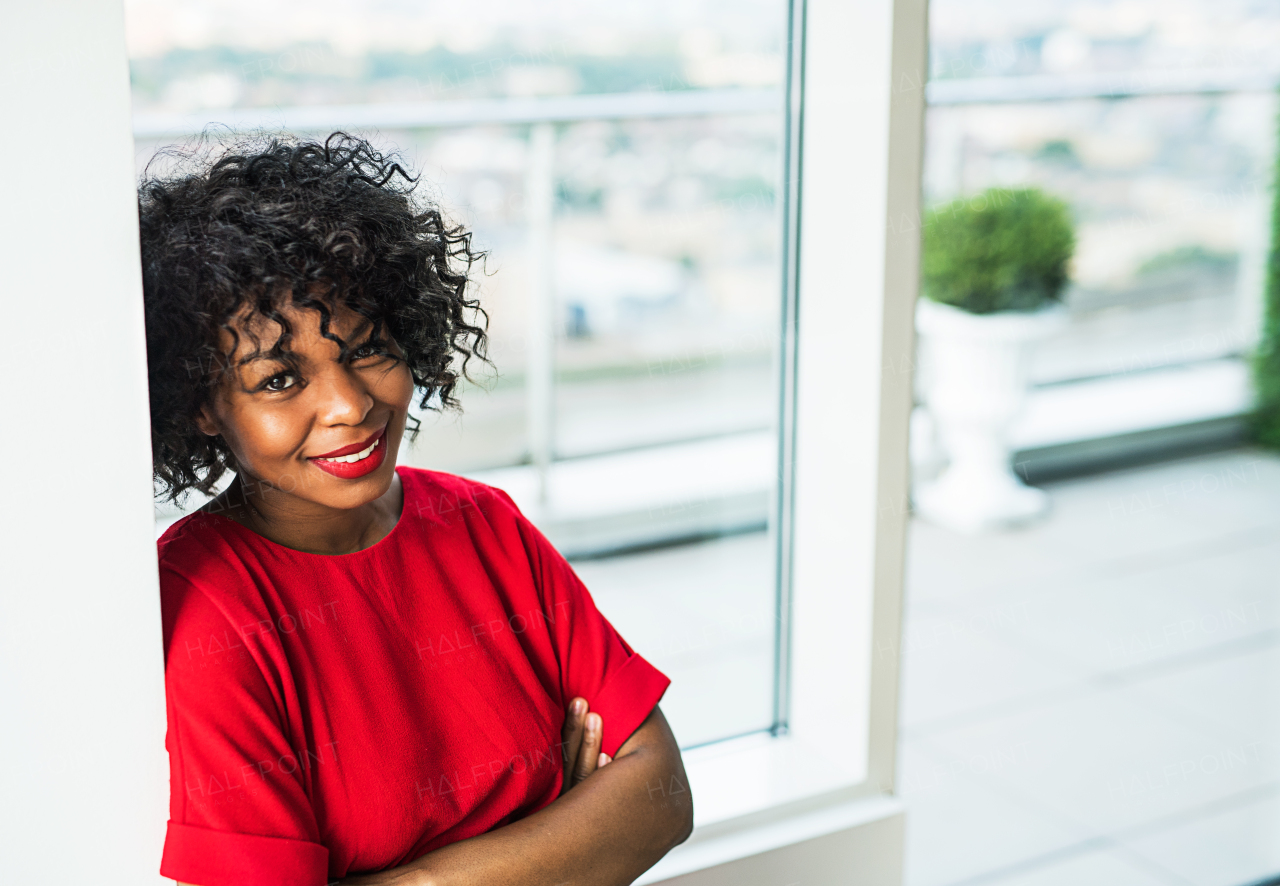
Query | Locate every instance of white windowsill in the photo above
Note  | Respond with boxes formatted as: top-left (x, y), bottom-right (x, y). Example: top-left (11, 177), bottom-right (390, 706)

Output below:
top-left (636, 731), bottom-right (895, 884)
top-left (640, 794), bottom-right (904, 884)
top-left (680, 732), bottom-right (864, 828)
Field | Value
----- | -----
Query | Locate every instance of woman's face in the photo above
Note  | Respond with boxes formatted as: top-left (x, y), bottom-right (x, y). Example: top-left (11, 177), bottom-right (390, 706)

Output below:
top-left (197, 299), bottom-right (415, 511)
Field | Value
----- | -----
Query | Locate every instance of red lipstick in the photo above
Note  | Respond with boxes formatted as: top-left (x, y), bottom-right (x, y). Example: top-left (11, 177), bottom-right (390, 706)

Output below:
top-left (309, 425), bottom-right (389, 480)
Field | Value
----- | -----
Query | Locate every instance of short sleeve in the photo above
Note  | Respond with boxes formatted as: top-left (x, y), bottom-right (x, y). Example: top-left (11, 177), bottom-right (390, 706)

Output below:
top-left (159, 570), bottom-right (329, 886)
top-left (496, 490), bottom-right (672, 757)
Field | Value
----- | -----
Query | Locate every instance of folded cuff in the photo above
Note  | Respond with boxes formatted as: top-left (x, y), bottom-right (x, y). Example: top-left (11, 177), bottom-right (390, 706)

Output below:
top-left (161, 821), bottom-right (329, 886)
top-left (591, 653), bottom-right (672, 758)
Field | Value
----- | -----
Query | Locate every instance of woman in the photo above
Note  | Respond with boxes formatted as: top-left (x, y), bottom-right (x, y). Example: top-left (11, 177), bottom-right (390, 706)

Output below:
top-left (142, 133), bottom-right (692, 886)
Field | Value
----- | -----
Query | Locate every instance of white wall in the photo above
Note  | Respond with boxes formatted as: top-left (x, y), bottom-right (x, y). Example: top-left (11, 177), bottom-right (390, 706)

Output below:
top-left (0, 3), bottom-right (168, 882)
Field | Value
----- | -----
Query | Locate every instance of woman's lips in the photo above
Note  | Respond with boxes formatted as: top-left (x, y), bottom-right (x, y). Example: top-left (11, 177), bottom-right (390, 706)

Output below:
top-left (309, 427), bottom-right (389, 479)
top-left (312, 427), bottom-right (386, 459)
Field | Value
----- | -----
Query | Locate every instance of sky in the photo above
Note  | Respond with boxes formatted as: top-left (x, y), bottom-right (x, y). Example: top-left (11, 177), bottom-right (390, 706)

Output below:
top-left (123, 0), bottom-right (787, 57)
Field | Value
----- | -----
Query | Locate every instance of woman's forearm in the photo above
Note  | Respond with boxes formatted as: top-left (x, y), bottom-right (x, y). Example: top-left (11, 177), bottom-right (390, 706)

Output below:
top-left (344, 707), bottom-right (693, 886)
top-left (425, 721), bottom-right (689, 886)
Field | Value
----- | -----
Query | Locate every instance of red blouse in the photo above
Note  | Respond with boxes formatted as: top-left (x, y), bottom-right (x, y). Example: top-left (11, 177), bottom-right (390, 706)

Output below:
top-left (157, 467), bottom-right (670, 886)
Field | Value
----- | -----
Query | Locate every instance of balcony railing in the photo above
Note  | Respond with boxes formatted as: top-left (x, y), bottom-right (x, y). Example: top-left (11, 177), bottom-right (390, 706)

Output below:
top-left (141, 71), bottom-right (1275, 548)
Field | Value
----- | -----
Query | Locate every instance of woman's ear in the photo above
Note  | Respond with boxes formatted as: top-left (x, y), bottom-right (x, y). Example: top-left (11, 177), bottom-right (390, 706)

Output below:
top-left (194, 404), bottom-right (220, 437)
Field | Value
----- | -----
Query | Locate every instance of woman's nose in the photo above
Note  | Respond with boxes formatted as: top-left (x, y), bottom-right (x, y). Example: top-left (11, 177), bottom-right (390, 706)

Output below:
top-left (314, 365), bottom-right (374, 426)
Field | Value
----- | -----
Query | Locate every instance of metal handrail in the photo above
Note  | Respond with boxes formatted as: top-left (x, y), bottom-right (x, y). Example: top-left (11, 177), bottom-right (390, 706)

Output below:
top-left (927, 66), bottom-right (1280, 105)
top-left (132, 66), bottom-right (1280, 142)
top-left (132, 88), bottom-right (783, 139)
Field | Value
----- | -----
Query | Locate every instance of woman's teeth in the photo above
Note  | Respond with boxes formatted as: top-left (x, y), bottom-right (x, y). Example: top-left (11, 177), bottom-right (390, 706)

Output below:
top-left (319, 437), bottom-right (379, 464)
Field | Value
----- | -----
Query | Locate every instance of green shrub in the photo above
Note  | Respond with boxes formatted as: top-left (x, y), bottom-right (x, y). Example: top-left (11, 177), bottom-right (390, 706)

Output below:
top-left (1250, 110), bottom-right (1280, 448)
top-left (922, 187), bottom-right (1076, 314)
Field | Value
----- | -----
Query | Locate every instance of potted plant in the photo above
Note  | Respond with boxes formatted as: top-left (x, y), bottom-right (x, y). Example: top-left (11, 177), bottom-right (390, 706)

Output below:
top-left (914, 186), bottom-right (1076, 532)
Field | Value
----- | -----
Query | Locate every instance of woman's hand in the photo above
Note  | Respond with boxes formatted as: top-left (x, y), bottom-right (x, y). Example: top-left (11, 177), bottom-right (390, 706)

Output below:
top-left (559, 697), bottom-right (611, 796)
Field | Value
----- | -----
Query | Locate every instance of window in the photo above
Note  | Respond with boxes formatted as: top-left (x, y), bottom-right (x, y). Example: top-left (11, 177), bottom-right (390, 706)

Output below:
top-left (133, 0), bottom-right (790, 751)
top-left (901, 3), bottom-right (1280, 883)
top-left (920, 3), bottom-right (1276, 468)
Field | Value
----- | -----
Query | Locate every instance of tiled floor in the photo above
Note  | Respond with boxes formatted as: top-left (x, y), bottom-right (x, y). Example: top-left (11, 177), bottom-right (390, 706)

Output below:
top-left (900, 448), bottom-right (1280, 886)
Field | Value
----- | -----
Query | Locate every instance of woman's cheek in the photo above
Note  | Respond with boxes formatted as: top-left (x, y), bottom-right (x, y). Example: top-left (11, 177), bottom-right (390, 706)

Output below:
top-left (379, 362), bottom-right (416, 410)
top-left (233, 402), bottom-right (310, 478)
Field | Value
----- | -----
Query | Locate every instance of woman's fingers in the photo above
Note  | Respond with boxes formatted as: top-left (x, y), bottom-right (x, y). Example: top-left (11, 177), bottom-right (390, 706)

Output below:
top-left (573, 712), bottom-right (603, 785)
top-left (560, 699), bottom-right (608, 792)
top-left (560, 698), bottom-right (588, 795)
top-left (561, 697), bottom-right (587, 760)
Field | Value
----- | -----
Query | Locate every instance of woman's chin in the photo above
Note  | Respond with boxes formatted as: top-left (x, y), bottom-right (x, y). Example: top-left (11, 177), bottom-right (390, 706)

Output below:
top-left (245, 457), bottom-right (397, 512)
top-left (311, 460), bottom-right (399, 510)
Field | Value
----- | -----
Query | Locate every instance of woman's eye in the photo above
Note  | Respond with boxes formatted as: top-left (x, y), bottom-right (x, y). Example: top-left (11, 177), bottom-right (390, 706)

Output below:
top-left (352, 344), bottom-right (385, 360)
top-left (263, 373), bottom-right (298, 392)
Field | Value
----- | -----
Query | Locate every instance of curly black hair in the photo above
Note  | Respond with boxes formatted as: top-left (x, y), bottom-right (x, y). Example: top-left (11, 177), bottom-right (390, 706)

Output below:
top-left (139, 131), bottom-right (489, 503)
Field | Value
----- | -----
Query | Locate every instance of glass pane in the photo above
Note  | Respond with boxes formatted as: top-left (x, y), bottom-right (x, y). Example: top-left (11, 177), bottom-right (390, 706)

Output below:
top-left (574, 533), bottom-right (776, 747)
top-left (552, 114), bottom-right (780, 457)
top-left (924, 93), bottom-right (1273, 384)
top-left (130, 0), bottom-right (789, 749)
top-left (906, 1), bottom-right (1280, 883)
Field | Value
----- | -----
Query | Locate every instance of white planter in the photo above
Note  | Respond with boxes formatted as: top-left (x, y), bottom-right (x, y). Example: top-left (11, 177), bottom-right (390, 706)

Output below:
top-left (913, 298), bottom-right (1067, 533)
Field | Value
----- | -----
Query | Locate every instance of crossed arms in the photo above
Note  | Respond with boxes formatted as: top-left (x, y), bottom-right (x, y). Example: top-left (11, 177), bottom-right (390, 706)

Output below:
top-left (180, 700), bottom-right (692, 886)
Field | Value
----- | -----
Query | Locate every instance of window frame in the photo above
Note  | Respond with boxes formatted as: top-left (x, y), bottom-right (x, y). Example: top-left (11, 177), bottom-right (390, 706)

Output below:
top-left (639, 0), bottom-right (926, 877)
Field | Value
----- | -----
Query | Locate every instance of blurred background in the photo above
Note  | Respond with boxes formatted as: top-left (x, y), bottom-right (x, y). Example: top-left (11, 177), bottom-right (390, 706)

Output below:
top-left (132, 0), bottom-right (1280, 883)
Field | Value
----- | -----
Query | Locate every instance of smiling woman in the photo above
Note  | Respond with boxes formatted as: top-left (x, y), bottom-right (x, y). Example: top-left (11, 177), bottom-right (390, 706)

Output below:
top-left (140, 133), bottom-right (485, 510)
top-left (189, 300), bottom-right (415, 551)
top-left (140, 133), bottom-right (691, 886)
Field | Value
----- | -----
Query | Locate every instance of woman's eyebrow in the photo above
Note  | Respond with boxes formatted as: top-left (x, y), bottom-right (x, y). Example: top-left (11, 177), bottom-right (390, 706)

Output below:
top-left (348, 321), bottom-right (377, 342)
top-left (234, 350), bottom-right (296, 369)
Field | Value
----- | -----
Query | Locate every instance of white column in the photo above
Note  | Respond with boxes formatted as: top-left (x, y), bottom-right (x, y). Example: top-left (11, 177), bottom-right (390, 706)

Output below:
top-left (0, 3), bottom-right (167, 883)
top-left (789, 0), bottom-right (926, 793)
top-left (525, 122), bottom-right (557, 504)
